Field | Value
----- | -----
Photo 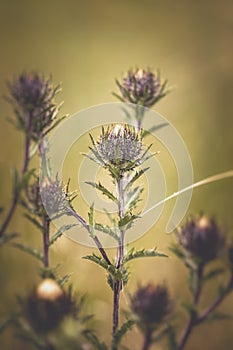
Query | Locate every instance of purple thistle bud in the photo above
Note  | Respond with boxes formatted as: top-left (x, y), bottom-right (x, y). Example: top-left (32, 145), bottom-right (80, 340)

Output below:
top-left (130, 283), bottom-right (172, 329)
top-left (97, 124), bottom-right (142, 167)
top-left (22, 279), bottom-right (76, 333)
top-left (115, 68), bottom-right (168, 107)
top-left (178, 215), bottom-right (224, 263)
top-left (7, 72), bottom-right (60, 140)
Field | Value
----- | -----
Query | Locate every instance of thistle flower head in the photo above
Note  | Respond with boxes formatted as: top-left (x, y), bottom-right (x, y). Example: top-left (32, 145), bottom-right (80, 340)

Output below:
top-left (178, 215), bottom-right (224, 263)
top-left (96, 124), bottom-right (142, 169)
top-left (7, 72), bottom-right (60, 140)
top-left (22, 279), bottom-right (76, 333)
top-left (115, 68), bottom-right (168, 107)
top-left (130, 283), bottom-right (172, 330)
top-left (26, 177), bottom-right (71, 217)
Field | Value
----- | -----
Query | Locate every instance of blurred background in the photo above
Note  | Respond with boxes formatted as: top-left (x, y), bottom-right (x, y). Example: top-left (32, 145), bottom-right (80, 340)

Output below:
top-left (0, 0), bottom-right (233, 349)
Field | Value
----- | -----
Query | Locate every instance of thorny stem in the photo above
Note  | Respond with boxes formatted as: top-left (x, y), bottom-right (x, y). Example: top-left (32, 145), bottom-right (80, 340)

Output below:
top-left (112, 174), bottom-right (125, 346)
top-left (178, 271), bottom-right (233, 350)
top-left (0, 115), bottom-right (32, 237)
top-left (43, 216), bottom-right (50, 268)
top-left (70, 210), bottom-right (111, 265)
top-left (142, 328), bottom-right (153, 350)
top-left (197, 274), bottom-right (233, 324)
top-left (177, 264), bottom-right (203, 350)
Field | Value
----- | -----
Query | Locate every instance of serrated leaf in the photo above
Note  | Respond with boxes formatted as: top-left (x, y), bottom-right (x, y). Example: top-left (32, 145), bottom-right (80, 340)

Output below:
top-left (49, 224), bottom-right (76, 246)
top-left (83, 253), bottom-right (110, 271)
top-left (0, 232), bottom-right (19, 245)
top-left (95, 222), bottom-right (119, 242)
top-left (11, 242), bottom-right (44, 262)
top-left (119, 214), bottom-right (139, 229)
top-left (86, 181), bottom-right (118, 203)
top-left (0, 314), bottom-right (18, 333)
top-left (123, 247), bottom-right (167, 264)
top-left (203, 268), bottom-right (225, 283)
top-left (124, 186), bottom-right (143, 213)
top-left (124, 168), bottom-right (149, 191)
top-left (203, 312), bottom-right (233, 323)
top-left (84, 330), bottom-right (108, 350)
top-left (58, 274), bottom-right (72, 286)
top-left (112, 320), bottom-right (134, 347)
top-left (24, 213), bottom-right (44, 232)
top-left (83, 254), bottom-right (126, 282)
top-left (88, 203), bottom-right (95, 238)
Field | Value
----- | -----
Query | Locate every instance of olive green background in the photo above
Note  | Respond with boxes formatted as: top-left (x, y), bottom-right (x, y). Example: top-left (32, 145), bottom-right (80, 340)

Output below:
top-left (0, 0), bottom-right (233, 349)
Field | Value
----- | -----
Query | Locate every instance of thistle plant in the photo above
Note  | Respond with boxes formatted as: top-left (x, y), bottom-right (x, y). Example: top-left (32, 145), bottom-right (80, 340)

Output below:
top-left (0, 67), bottom-right (233, 350)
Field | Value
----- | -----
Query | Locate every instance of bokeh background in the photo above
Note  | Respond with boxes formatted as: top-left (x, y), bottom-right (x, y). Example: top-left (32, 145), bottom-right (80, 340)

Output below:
top-left (0, 0), bottom-right (233, 349)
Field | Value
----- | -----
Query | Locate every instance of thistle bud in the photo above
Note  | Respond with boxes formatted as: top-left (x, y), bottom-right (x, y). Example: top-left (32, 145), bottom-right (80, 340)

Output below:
top-left (26, 177), bottom-right (70, 217)
top-left (7, 72), bottom-right (60, 140)
top-left (130, 284), bottom-right (172, 330)
top-left (97, 124), bottom-right (142, 168)
top-left (23, 279), bottom-right (75, 333)
top-left (178, 215), bottom-right (224, 263)
top-left (115, 68), bottom-right (168, 107)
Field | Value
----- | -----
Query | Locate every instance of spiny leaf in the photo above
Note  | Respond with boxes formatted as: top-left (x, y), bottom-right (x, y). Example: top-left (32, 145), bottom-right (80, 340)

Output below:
top-left (83, 253), bottom-right (110, 271)
top-left (124, 186), bottom-right (143, 213)
top-left (24, 213), bottom-right (44, 232)
top-left (11, 242), bottom-right (44, 262)
top-left (202, 312), bottom-right (233, 323)
top-left (0, 233), bottom-right (19, 245)
top-left (123, 247), bottom-right (167, 264)
top-left (58, 273), bottom-right (72, 286)
top-left (119, 214), bottom-right (139, 229)
top-left (203, 268), bottom-right (225, 283)
top-left (83, 254), bottom-right (126, 281)
top-left (83, 330), bottom-right (108, 350)
top-left (88, 203), bottom-right (95, 238)
top-left (95, 222), bottom-right (119, 242)
top-left (112, 320), bottom-right (135, 347)
top-left (49, 224), bottom-right (77, 246)
top-left (86, 181), bottom-right (118, 203)
top-left (124, 168), bottom-right (149, 191)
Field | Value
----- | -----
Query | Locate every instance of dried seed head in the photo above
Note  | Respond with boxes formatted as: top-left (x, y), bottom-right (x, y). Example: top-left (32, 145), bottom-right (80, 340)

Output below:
top-left (97, 124), bottom-right (142, 167)
top-left (130, 283), bottom-right (172, 329)
top-left (7, 72), bottom-right (60, 140)
top-left (178, 215), bottom-right (224, 263)
top-left (116, 68), bottom-right (168, 107)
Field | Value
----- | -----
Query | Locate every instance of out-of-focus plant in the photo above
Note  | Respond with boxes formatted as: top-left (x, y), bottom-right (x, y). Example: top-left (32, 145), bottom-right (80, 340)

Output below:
top-left (0, 68), bottom-right (233, 350)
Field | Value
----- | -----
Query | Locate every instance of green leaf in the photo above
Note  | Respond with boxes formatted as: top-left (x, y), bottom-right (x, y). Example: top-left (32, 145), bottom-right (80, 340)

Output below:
top-left (124, 168), bottom-right (149, 191)
top-left (203, 268), bottom-right (225, 283)
top-left (83, 254), bottom-right (127, 282)
top-left (0, 314), bottom-right (18, 333)
top-left (83, 253), bottom-right (110, 271)
top-left (167, 324), bottom-right (178, 350)
top-left (95, 222), bottom-right (119, 242)
top-left (123, 247), bottom-right (167, 264)
top-left (11, 242), bottom-right (44, 262)
top-left (49, 224), bottom-right (77, 246)
top-left (83, 330), bottom-right (108, 350)
top-left (119, 214), bottom-right (139, 229)
top-left (112, 320), bottom-right (135, 348)
top-left (24, 213), bottom-right (44, 232)
top-left (124, 186), bottom-right (143, 213)
top-left (58, 273), bottom-right (72, 286)
top-left (0, 233), bottom-right (19, 245)
top-left (203, 312), bottom-right (233, 323)
top-left (86, 181), bottom-right (118, 203)
top-left (88, 203), bottom-right (95, 238)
